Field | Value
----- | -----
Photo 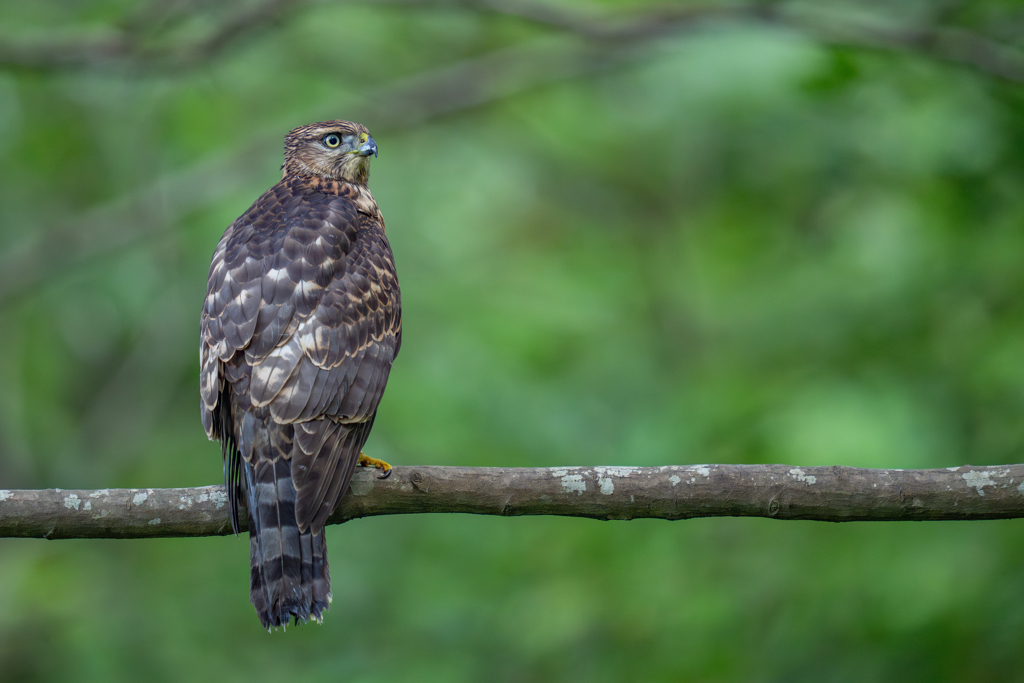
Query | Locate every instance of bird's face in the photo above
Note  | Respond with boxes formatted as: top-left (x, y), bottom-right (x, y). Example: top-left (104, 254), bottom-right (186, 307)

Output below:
top-left (283, 120), bottom-right (378, 184)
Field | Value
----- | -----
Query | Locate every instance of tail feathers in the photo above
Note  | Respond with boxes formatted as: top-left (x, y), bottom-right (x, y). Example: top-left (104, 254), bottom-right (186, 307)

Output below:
top-left (246, 456), bottom-right (331, 629)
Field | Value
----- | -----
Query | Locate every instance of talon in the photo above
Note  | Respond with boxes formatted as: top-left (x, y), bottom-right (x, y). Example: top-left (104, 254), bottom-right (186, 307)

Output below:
top-left (358, 452), bottom-right (392, 479)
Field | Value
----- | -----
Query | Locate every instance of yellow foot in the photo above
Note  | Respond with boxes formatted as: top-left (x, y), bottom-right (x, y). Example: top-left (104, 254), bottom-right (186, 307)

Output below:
top-left (358, 452), bottom-right (392, 479)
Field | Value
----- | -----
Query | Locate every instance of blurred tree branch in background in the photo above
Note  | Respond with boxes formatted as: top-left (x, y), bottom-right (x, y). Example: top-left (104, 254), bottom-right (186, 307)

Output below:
top-left (3, 0), bottom-right (1024, 308)
top-left (2, 0), bottom-right (1023, 82)
top-left (0, 0), bottom-right (300, 71)
top-left (2, 0), bottom-right (1023, 307)
top-left (4, 464), bottom-right (1024, 539)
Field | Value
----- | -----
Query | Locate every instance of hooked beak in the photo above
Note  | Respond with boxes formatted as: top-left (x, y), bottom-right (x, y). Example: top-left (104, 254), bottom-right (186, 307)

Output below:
top-left (358, 136), bottom-right (378, 158)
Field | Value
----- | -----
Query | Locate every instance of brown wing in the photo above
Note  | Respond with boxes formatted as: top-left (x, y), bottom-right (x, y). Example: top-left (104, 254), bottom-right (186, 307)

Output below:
top-left (201, 177), bottom-right (401, 531)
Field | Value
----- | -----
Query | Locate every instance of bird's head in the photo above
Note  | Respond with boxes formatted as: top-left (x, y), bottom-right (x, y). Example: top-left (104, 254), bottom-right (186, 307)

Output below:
top-left (282, 120), bottom-right (378, 184)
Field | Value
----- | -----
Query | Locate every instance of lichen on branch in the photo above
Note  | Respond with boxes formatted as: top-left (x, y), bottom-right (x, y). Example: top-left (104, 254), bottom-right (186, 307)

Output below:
top-left (3, 464), bottom-right (1024, 539)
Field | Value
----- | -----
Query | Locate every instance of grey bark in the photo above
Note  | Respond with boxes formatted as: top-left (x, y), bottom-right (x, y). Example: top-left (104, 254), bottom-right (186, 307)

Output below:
top-left (2, 463), bottom-right (1024, 540)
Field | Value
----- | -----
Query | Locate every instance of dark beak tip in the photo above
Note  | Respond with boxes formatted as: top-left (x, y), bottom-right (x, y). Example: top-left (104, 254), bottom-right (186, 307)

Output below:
top-left (359, 138), bottom-right (378, 158)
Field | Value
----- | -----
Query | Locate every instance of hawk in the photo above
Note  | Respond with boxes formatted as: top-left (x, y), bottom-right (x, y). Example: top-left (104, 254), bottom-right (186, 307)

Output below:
top-left (200, 120), bottom-right (400, 629)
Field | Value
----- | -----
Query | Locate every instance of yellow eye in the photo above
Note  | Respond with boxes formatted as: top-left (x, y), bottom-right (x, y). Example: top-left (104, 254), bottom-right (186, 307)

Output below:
top-left (323, 134), bottom-right (341, 148)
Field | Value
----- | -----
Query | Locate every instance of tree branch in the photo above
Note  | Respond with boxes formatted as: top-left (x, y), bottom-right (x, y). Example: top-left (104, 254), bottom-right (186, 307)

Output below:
top-left (5, 0), bottom-right (1024, 87)
top-left (6, 3), bottom-right (1024, 307)
top-left (790, 11), bottom-right (1024, 84)
top-left (3, 464), bottom-right (1024, 539)
top-left (0, 32), bottom-right (648, 305)
top-left (0, 0), bottom-right (302, 71)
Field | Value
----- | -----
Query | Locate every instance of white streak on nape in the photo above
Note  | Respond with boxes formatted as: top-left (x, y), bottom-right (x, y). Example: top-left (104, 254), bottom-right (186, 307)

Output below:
top-left (64, 494), bottom-right (81, 510)
top-left (132, 491), bottom-right (149, 506)
top-left (0, 490), bottom-right (11, 502)
top-left (669, 475), bottom-right (681, 486)
top-left (560, 474), bottom-right (586, 495)
top-left (962, 470), bottom-right (995, 496)
top-left (788, 468), bottom-right (817, 485)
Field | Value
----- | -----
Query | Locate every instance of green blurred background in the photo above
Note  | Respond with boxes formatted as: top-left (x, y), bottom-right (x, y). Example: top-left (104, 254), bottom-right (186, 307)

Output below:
top-left (3, 1), bottom-right (1024, 681)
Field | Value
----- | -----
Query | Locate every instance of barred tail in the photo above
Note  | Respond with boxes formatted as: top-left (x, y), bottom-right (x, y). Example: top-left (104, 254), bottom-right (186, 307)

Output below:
top-left (244, 455), bottom-right (332, 629)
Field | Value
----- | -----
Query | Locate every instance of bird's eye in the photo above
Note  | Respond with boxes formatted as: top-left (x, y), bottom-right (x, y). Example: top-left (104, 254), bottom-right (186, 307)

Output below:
top-left (323, 134), bottom-right (341, 148)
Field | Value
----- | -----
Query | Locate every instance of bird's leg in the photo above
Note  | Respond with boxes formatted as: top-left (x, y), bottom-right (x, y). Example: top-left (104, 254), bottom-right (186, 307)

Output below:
top-left (358, 452), bottom-right (392, 479)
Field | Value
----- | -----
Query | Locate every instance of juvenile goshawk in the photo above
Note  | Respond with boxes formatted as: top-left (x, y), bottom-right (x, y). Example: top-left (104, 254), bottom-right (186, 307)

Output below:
top-left (200, 120), bottom-right (400, 629)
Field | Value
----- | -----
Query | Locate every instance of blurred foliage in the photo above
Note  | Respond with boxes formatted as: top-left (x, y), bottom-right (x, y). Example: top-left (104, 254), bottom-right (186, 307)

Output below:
top-left (3, 0), bottom-right (1024, 681)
